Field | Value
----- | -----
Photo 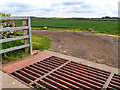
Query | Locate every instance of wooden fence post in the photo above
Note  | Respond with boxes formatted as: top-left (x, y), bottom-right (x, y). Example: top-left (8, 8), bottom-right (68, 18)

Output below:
top-left (12, 20), bottom-right (15, 27)
top-left (11, 20), bottom-right (16, 35)
top-left (22, 20), bottom-right (29, 54)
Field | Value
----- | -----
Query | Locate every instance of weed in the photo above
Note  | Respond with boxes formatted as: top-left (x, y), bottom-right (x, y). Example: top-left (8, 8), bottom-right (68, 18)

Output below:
top-left (55, 57), bottom-right (63, 60)
top-left (87, 66), bottom-right (92, 68)
top-left (35, 85), bottom-right (44, 90)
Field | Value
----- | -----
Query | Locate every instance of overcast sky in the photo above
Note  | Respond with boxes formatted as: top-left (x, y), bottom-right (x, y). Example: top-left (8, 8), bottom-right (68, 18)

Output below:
top-left (0, 0), bottom-right (119, 17)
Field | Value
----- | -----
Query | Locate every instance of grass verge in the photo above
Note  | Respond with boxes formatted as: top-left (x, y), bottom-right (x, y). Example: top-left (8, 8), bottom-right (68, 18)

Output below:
top-left (32, 27), bottom-right (119, 38)
top-left (32, 33), bottom-right (52, 50)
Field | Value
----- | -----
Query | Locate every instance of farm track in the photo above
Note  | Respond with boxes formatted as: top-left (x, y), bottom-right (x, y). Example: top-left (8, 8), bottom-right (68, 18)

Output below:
top-left (32, 30), bottom-right (119, 68)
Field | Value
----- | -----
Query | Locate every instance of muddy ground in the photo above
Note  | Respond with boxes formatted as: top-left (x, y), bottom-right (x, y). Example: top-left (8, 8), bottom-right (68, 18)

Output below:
top-left (32, 30), bottom-right (118, 68)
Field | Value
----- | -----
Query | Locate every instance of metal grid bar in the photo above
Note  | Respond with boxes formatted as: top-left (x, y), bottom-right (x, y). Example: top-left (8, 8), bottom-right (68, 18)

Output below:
top-left (27, 66), bottom-right (46, 75)
top-left (38, 80), bottom-right (58, 89)
top-left (61, 66), bottom-right (105, 84)
top-left (67, 64), bottom-right (108, 79)
top-left (37, 62), bottom-right (56, 69)
top-left (17, 70), bottom-right (37, 80)
top-left (50, 72), bottom-right (84, 89)
top-left (57, 69), bottom-right (101, 88)
top-left (22, 68), bottom-right (41, 78)
top-left (54, 70), bottom-right (91, 88)
top-left (47, 75), bottom-right (80, 89)
top-left (33, 63), bottom-right (52, 71)
top-left (42, 77), bottom-right (70, 89)
top-left (64, 64), bottom-right (107, 81)
top-left (71, 61), bottom-right (110, 75)
top-left (11, 72), bottom-right (32, 84)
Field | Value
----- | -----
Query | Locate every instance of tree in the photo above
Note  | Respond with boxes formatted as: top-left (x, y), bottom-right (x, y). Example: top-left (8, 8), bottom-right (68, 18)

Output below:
top-left (0, 13), bottom-right (15, 39)
top-left (104, 16), bottom-right (110, 19)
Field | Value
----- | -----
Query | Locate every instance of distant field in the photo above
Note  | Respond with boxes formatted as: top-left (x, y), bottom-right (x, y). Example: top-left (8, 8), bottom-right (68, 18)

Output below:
top-left (16, 18), bottom-right (119, 35)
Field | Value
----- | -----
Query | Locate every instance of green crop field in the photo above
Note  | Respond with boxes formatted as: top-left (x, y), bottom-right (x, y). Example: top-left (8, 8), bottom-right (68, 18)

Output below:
top-left (16, 18), bottom-right (119, 35)
top-left (31, 18), bottom-right (119, 35)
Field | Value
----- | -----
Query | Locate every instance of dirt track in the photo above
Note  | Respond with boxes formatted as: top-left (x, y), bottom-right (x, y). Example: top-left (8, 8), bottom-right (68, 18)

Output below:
top-left (32, 30), bottom-right (118, 68)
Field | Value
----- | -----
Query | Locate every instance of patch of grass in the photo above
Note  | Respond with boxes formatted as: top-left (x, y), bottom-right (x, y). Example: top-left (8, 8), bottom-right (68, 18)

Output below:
top-left (2, 40), bottom-right (28, 63)
top-left (2, 40), bottom-right (23, 49)
top-left (2, 50), bottom-right (27, 63)
top-left (32, 33), bottom-right (52, 50)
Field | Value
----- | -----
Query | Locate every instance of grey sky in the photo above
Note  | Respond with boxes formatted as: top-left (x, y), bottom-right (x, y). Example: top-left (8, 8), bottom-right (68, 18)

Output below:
top-left (0, 0), bottom-right (119, 17)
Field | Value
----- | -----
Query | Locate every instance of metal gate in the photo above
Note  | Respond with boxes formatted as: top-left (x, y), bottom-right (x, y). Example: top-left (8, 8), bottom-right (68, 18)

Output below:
top-left (0, 16), bottom-right (32, 54)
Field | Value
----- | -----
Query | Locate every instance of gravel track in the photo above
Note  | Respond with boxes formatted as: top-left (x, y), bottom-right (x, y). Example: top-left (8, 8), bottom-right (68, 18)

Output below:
top-left (32, 30), bottom-right (118, 68)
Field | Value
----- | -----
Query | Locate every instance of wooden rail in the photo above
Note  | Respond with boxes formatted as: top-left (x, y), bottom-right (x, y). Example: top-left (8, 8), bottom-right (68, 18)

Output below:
top-left (0, 16), bottom-right (32, 54)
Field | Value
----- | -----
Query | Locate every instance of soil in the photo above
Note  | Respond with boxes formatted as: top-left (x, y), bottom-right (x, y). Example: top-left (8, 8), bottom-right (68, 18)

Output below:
top-left (32, 30), bottom-right (119, 68)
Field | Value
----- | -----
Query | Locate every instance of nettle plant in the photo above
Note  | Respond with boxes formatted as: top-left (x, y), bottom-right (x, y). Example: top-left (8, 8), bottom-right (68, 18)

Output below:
top-left (0, 13), bottom-right (16, 39)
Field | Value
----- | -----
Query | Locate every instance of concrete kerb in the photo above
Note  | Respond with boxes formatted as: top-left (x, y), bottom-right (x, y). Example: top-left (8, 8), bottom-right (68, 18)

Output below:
top-left (1, 70), bottom-right (30, 89)
top-left (43, 50), bottom-right (119, 74)
top-left (0, 61), bottom-right (2, 90)
top-left (0, 76), bottom-right (1, 90)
